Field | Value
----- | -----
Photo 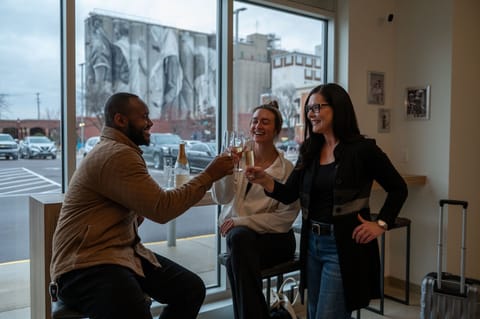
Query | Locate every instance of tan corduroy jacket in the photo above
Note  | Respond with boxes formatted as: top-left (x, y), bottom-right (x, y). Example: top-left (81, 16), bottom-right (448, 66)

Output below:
top-left (50, 127), bottom-right (214, 281)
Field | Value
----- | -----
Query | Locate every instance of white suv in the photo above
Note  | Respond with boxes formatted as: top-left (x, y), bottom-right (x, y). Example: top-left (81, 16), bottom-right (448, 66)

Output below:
top-left (83, 136), bottom-right (100, 157)
top-left (20, 136), bottom-right (57, 159)
top-left (0, 133), bottom-right (19, 160)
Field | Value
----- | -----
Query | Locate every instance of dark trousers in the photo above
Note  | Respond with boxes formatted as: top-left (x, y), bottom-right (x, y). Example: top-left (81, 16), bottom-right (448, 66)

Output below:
top-left (225, 226), bottom-right (296, 319)
top-left (57, 253), bottom-right (205, 319)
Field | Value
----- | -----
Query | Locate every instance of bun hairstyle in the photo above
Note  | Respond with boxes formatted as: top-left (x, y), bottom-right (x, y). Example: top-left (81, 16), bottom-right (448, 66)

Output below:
top-left (252, 100), bottom-right (283, 136)
top-left (265, 100), bottom-right (279, 109)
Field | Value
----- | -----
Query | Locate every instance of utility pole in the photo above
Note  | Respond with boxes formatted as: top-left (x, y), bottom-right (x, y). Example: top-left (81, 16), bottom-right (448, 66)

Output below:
top-left (79, 62), bottom-right (85, 148)
top-left (36, 92), bottom-right (40, 120)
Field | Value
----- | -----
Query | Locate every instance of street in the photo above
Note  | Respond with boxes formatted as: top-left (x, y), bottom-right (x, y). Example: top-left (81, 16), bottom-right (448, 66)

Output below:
top-left (0, 157), bottom-right (218, 263)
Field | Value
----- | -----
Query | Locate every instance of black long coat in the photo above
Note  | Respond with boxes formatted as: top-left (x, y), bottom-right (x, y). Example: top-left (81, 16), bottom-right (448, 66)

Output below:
top-left (268, 137), bottom-right (408, 311)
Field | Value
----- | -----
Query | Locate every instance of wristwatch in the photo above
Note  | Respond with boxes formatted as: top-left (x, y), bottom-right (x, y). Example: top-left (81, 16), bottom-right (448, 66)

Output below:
top-left (377, 219), bottom-right (388, 231)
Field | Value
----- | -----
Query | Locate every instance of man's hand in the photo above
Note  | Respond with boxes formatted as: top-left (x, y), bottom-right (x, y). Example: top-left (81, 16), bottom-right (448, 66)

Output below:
top-left (204, 153), bottom-right (234, 181)
top-left (352, 214), bottom-right (385, 244)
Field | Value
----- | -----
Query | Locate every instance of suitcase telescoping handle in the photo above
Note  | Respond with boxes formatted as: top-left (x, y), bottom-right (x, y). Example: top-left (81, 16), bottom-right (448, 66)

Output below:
top-left (439, 199), bottom-right (468, 209)
top-left (437, 199), bottom-right (469, 294)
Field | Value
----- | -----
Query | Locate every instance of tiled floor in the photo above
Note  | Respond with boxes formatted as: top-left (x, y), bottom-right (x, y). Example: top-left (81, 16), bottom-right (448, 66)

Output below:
top-left (356, 286), bottom-right (421, 319)
top-left (201, 288), bottom-right (422, 319)
top-left (0, 285), bottom-right (422, 319)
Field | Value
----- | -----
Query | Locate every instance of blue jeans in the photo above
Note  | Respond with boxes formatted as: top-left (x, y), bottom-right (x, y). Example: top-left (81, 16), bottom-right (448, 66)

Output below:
top-left (307, 231), bottom-right (351, 319)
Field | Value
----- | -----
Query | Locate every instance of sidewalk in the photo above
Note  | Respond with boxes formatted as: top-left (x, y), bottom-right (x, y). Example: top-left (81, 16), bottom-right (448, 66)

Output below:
top-left (0, 235), bottom-right (217, 318)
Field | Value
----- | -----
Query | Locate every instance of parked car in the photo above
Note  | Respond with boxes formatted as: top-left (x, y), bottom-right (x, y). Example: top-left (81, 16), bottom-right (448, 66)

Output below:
top-left (184, 140), bottom-right (203, 147)
top-left (187, 142), bottom-right (217, 173)
top-left (0, 133), bottom-right (19, 160)
top-left (19, 136), bottom-right (57, 159)
top-left (140, 133), bottom-right (182, 169)
top-left (275, 140), bottom-right (299, 152)
top-left (83, 136), bottom-right (100, 157)
top-left (275, 140), bottom-right (299, 164)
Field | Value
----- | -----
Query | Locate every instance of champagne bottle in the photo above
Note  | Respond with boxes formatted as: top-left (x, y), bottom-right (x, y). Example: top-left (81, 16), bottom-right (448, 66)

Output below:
top-left (174, 142), bottom-right (190, 187)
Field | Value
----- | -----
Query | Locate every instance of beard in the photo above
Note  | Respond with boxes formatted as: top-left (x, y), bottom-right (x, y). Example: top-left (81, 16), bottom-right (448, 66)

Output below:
top-left (126, 122), bottom-right (149, 146)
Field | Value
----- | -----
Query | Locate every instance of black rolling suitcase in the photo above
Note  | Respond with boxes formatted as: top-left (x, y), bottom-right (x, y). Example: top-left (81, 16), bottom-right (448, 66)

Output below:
top-left (421, 199), bottom-right (480, 319)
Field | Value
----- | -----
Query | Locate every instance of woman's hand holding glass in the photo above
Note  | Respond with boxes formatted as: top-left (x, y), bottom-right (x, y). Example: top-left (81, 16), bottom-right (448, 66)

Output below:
top-left (244, 166), bottom-right (275, 193)
top-left (220, 218), bottom-right (235, 237)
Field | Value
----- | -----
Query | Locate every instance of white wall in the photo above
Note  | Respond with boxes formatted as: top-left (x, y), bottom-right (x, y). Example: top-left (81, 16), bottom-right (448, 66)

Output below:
top-left (448, 0), bottom-right (480, 278)
top-left (338, 0), bottom-right (480, 285)
top-left (393, 0), bottom-right (453, 284)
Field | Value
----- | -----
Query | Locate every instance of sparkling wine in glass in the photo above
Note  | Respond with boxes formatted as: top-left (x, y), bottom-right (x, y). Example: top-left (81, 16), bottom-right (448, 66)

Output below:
top-left (245, 149), bottom-right (254, 167)
top-left (231, 145), bottom-right (244, 154)
top-left (231, 132), bottom-right (245, 171)
top-left (244, 135), bottom-right (254, 167)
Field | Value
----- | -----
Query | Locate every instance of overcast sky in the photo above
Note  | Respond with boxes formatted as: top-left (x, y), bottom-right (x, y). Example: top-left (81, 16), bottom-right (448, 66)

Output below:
top-left (0, 0), bottom-right (323, 120)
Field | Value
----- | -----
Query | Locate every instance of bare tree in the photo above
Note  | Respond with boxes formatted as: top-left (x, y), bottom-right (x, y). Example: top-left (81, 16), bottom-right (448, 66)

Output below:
top-left (44, 107), bottom-right (61, 120)
top-left (86, 85), bottom-right (110, 131)
top-left (273, 84), bottom-right (299, 139)
top-left (0, 94), bottom-right (10, 119)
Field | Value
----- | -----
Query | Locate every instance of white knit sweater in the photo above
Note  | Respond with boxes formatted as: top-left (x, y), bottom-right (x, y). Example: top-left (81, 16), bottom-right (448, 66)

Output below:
top-left (211, 150), bottom-right (300, 234)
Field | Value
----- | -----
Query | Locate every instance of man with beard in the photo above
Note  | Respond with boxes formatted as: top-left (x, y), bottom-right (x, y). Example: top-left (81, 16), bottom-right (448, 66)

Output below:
top-left (50, 92), bottom-right (234, 319)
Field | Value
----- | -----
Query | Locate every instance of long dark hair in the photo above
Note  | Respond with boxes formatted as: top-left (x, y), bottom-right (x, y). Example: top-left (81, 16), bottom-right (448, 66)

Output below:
top-left (299, 83), bottom-right (361, 168)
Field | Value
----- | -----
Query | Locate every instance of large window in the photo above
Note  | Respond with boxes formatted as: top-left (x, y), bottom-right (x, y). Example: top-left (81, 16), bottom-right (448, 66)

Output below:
top-left (76, 0), bottom-right (220, 290)
top-left (0, 1), bottom-right (61, 317)
top-left (233, 2), bottom-right (327, 149)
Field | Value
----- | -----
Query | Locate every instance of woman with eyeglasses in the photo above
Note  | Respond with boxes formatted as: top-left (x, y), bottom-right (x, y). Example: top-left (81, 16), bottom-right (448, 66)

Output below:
top-left (246, 83), bottom-right (407, 319)
top-left (212, 101), bottom-right (300, 319)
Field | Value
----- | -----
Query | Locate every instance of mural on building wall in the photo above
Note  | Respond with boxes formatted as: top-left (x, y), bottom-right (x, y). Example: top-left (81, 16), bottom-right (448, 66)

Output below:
top-left (85, 14), bottom-right (216, 122)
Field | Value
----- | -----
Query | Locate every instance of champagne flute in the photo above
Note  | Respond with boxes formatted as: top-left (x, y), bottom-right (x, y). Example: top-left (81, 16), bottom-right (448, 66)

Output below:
top-left (230, 131), bottom-right (245, 172)
top-left (244, 136), bottom-right (254, 168)
top-left (222, 130), bottom-right (231, 154)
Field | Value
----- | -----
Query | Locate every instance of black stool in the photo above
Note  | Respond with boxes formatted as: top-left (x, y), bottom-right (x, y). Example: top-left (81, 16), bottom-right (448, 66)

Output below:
top-left (51, 300), bottom-right (87, 319)
top-left (50, 291), bottom-right (152, 319)
top-left (49, 281), bottom-right (88, 319)
top-left (218, 252), bottom-right (300, 305)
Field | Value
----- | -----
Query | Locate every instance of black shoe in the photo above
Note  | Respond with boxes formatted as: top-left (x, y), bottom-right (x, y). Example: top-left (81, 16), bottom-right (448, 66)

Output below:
top-left (270, 307), bottom-right (292, 319)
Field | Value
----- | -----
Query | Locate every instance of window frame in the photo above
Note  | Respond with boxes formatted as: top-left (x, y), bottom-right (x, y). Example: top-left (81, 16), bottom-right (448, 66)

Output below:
top-left (305, 68), bottom-right (313, 79)
top-left (305, 56), bottom-right (312, 66)
top-left (295, 54), bottom-right (303, 65)
top-left (273, 56), bottom-right (282, 68)
top-left (285, 54), bottom-right (293, 66)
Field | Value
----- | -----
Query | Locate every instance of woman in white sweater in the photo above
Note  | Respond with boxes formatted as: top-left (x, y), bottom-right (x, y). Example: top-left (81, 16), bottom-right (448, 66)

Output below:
top-left (212, 101), bottom-right (300, 319)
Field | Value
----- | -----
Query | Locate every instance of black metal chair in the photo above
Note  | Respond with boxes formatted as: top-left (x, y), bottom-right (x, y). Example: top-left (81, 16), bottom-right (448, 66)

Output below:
top-left (218, 251), bottom-right (300, 305)
top-left (51, 299), bottom-right (87, 319)
top-left (50, 285), bottom-right (152, 319)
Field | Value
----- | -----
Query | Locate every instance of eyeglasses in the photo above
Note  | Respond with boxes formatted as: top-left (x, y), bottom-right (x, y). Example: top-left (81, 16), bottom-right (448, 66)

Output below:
top-left (305, 103), bottom-right (330, 113)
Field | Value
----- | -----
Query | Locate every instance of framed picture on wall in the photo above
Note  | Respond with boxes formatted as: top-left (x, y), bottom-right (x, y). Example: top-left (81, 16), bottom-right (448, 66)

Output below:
top-left (367, 71), bottom-right (385, 105)
top-left (405, 85), bottom-right (431, 120)
top-left (378, 108), bottom-right (391, 133)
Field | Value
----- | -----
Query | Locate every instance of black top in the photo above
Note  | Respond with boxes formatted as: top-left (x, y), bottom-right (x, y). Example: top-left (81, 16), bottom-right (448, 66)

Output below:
top-left (309, 161), bottom-right (335, 223)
